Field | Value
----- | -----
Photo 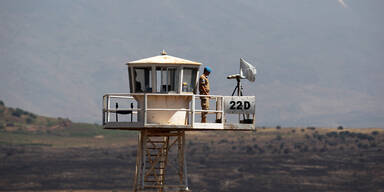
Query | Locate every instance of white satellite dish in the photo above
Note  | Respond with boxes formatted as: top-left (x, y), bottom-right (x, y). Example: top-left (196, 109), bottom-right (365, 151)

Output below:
top-left (240, 58), bottom-right (257, 82)
top-left (227, 58), bottom-right (257, 82)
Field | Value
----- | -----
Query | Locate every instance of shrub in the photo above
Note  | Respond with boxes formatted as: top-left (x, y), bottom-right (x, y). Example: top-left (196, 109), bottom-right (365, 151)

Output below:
top-left (300, 145), bottom-right (309, 152)
top-left (294, 143), bottom-right (303, 150)
top-left (326, 132), bottom-right (338, 138)
top-left (372, 131), bottom-right (379, 136)
top-left (339, 131), bottom-right (350, 137)
top-left (29, 113), bottom-right (37, 119)
top-left (357, 143), bottom-right (368, 149)
top-left (202, 144), bottom-right (210, 153)
top-left (307, 126), bottom-right (316, 130)
top-left (0, 100), bottom-right (4, 106)
top-left (320, 147), bottom-right (328, 152)
top-left (275, 135), bottom-right (282, 141)
top-left (356, 133), bottom-right (374, 141)
top-left (337, 126), bottom-right (344, 130)
top-left (291, 129), bottom-right (296, 133)
top-left (276, 125), bottom-right (281, 130)
top-left (26, 118), bottom-right (34, 124)
top-left (12, 108), bottom-right (24, 117)
top-left (245, 145), bottom-right (254, 154)
top-left (301, 128), bottom-right (305, 132)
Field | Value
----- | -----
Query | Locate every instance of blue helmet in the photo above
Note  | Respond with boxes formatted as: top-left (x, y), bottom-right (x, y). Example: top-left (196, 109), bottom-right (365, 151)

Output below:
top-left (204, 66), bottom-right (212, 73)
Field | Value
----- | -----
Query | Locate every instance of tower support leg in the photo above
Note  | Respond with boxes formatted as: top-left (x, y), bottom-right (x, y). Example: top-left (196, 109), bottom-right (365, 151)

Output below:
top-left (133, 130), bottom-right (190, 192)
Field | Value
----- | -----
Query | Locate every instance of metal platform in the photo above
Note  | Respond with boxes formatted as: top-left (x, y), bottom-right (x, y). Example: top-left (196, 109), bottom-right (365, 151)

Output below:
top-left (102, 93), bottom-right (255, 131)
top-left (103, 122), bottom-right (254, 131)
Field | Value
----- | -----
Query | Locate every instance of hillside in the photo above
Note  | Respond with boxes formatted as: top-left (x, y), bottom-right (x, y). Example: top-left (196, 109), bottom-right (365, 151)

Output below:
top-left (0, 100), bottom-right (135, 147)
top-left (1, 102), bottom-right (384, 191)
top-left (0, 100), bottom-right (72, 132)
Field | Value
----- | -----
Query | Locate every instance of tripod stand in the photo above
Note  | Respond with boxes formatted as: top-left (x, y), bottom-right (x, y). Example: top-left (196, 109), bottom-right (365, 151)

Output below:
top-left (230, 76), bottom-right (248, 122)
top-left (231, 76), bottom-right (243, 97)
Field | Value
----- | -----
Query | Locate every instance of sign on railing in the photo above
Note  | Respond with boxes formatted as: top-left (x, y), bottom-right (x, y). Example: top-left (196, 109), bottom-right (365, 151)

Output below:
top-left (224, 96), bottom-right (255, 114)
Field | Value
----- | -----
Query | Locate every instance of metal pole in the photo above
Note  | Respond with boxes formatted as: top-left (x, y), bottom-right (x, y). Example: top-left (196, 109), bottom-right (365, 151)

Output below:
top-left (131, 103), bottom-right (134, 122)
top-left (191, 95), bottom-right (195, 127)
top-left (182, 132), bottom-right (189, 191)
top-left (133, 131), bottom-right (142, 192)
top-left (237, 78), bottom-right (241, 121)
top-left (107, 96), bottom-right (111, 122)
top-left (115, 103), bottom-right (118, 122)
top-left (141, 130), bottom-right (146, 189)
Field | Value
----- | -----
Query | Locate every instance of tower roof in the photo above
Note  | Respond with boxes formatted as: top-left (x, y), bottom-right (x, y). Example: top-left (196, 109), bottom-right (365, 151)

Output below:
top-left (126, 52), bottom-right (201, 66)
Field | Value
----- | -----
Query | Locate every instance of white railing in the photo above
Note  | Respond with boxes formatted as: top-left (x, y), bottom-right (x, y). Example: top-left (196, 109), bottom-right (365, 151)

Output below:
top-left (102, 93), bottom-right (225, 127)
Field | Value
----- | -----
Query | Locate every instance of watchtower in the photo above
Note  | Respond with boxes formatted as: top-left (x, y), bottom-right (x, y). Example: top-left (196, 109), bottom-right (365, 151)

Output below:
top-left (102, 51), bottom-right (256, 192)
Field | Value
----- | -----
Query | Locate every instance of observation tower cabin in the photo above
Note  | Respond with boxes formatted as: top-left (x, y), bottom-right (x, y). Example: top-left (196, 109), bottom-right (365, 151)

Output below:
top-left (103, 51), bottom-right (255, 130)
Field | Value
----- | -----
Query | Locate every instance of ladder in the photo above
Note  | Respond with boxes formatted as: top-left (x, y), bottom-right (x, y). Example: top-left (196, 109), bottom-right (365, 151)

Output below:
top-left (134, 130), bottom-right (190, 192)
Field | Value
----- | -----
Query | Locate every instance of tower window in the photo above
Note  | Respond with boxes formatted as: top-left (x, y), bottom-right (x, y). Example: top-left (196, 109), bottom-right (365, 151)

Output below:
top-left (156, 67), bottom-right (178, 93)
top-left (134, 67), bottom-right (152, 93)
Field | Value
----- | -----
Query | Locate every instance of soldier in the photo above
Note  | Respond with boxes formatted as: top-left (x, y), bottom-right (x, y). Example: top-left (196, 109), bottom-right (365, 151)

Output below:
top-left (199, 66), bottom-right (212, 123)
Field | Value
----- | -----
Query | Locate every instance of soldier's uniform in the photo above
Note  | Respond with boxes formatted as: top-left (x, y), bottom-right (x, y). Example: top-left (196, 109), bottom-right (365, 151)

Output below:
top-left (199, 74), bottom-right (210, 123)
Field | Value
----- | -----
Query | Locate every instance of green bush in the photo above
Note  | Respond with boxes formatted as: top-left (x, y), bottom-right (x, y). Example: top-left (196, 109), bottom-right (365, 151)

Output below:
top-left (307, 126), bottom-right (316, 130)
top-left (245, 145), bottom-right (254, 154)
top-left (372, 131), bottom-right (379, 136)
top-left (12, 108), bottom-right (24, 117)
top-left (26, 118), bottom-right (34, 124)
top-left (326, 132), bottom-right (338, 138)
top-left (0, 100), bottom-right (4, 106)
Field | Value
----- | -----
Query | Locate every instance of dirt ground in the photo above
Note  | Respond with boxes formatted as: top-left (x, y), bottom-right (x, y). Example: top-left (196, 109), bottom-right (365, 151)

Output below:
top-left (1, 128), bottom-right (384, 192)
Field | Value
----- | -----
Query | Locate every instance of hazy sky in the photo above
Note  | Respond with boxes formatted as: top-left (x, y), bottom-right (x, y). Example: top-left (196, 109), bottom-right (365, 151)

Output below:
top-left (1, 0), bottom-right (383, 127)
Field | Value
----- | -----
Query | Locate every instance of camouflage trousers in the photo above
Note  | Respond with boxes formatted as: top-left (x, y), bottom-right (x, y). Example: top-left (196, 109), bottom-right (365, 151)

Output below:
top-left (201, 98), bottom-right (209, 123)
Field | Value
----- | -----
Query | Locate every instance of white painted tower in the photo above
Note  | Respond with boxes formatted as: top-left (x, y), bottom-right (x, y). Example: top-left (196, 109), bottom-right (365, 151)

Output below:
top-left (102, 51), bottom-right (256, 191)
